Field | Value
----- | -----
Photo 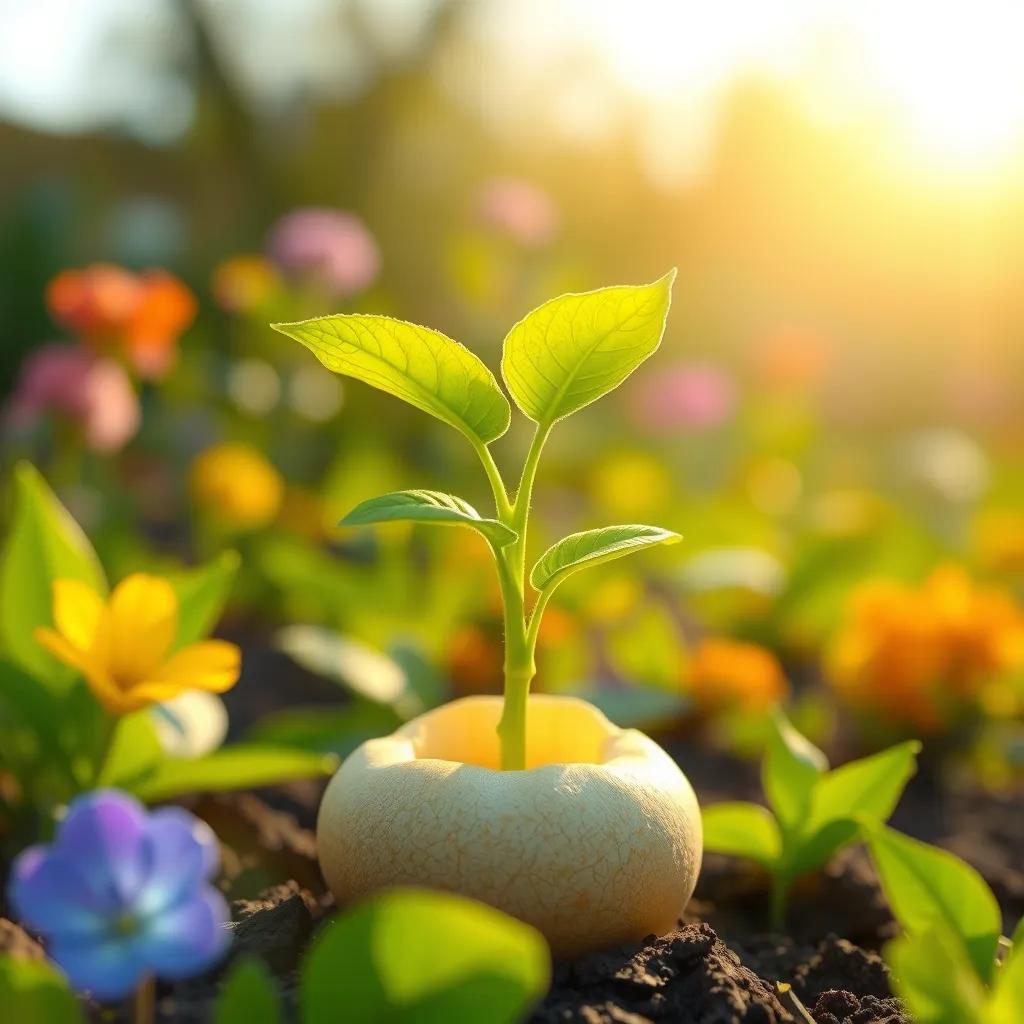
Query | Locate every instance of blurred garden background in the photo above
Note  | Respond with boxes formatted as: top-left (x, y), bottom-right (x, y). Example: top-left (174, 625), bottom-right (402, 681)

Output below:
top-left (3, 0), bottom-right (1024, 779)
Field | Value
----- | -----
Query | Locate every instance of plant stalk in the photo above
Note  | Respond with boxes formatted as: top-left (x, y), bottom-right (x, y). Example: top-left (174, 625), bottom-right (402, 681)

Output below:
top-left (769, 874), bottom-right (789, 931)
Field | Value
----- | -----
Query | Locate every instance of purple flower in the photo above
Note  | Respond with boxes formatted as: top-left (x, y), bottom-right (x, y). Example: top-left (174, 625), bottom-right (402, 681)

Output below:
top-left (627, 361), bottom-right (736, 433)
top-left (267, 208), bottom-right (380, 297)
top-left (8, 790), bottom-right (229, 1000)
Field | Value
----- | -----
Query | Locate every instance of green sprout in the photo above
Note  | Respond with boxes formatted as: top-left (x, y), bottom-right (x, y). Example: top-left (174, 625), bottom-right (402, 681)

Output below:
top-left (701, 709), bottom-right (920, 927)
top-left (273, 273), bottom-right (680, 770)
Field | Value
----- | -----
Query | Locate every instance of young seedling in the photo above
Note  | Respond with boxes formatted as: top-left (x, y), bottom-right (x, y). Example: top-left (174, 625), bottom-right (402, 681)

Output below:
top-left (272, 273), bottom-right (680, 770)
top-left (868, 825), bottom-right (1024, 1022)
top-left (702, 709), bottom-right (920, 927)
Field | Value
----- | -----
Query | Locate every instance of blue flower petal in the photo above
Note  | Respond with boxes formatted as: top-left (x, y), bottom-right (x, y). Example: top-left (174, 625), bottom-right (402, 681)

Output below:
top-left (9, 847), bottom-right (108, 939)
top-left (137, 887), bottom-right (230, 980)
top-left (136, 807), bottom-right (220, 915)
top-left (57, 790), bottom-right (147, 911)
top-left (49, 933), bottom-right (148, 1002)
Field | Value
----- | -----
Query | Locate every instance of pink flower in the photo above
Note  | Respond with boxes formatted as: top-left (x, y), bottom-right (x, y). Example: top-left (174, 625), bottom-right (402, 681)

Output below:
top-left (475, 178), bottom-right (559, 247)
top-left (267, 208), bottom-right (380, 297)
top-left (628, 362), bottom-right (736, 433)
top-left (7, 344), bottom-right (140, 452)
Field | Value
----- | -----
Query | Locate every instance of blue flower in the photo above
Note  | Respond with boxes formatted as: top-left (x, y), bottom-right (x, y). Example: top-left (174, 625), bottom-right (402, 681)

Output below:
top-left (8, 789), bottom-right (230, 1000)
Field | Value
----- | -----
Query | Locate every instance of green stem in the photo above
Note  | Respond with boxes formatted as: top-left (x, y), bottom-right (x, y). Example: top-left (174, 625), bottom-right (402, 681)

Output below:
top-left (472, 439), bottom-right (512, 521)
top-left (90, 715), bottom-right (120, 789)
top-left (769, 874), bottom-right (789, 931)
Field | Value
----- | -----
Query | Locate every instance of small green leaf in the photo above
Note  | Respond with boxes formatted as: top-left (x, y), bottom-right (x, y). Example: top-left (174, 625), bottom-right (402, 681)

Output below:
top-left (0, 463), bottom-right (106, 687)
top-left (0, 955), bottom-right (83, 1024)
top-left (168, 551), bottom-right (240, 651)
top-left (272, 315), bottom-right (511, 445)
top-left (886, 926), bottom-right (987, 1024)
top-left (702, 802), bottom-right (781, 868)
top-left (867, 825), bottom-right (1002, 984)
top-left (530, 525), bottom-right (680, 592)
top-left (990, 935), bottom-right (1024, 1022)
top-left (129, 745), bottom-right (337, 802)
top-left (806, 740), bottom-right (920, 834)
top-left (215, 957), bottom-right (282, 1024)
top-left (302, 888), bottom-right (549, 1024)
top-left (97, 711), bottom-right (164, 789)
top-left (501, 272), bottom-right (675, 425)
top-left (786, 819), bottom-right (859, 877)
top-left (340, 490), bottom-right (516, 547)
top-left (762, 709), bottom-right (827, 835)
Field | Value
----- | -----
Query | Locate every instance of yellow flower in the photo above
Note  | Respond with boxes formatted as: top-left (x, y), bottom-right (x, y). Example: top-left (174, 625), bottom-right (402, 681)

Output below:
top-left (191, 442), bottom-right (284, 531)
top-left (35, 574), bottom-right (241, 715)
top-left (686, 638), bottom-right (788, 714)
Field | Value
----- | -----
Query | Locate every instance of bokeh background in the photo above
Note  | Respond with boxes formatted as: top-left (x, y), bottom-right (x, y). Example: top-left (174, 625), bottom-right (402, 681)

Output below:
top-left (3, 0), bottom-right (1024, 774)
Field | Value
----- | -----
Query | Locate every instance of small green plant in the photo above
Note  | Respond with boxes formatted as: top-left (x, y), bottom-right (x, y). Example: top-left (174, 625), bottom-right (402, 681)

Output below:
top-left (273, 274), bottom-right (680, 770)
top-left (866, 825), bottom-right (1024, 1022)
top-left (701, 709), bottom-right (920, 926)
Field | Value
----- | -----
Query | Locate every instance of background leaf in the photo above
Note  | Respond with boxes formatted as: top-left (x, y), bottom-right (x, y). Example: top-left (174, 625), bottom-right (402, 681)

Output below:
top-left (702, 802), bottom-right (781, 867)
top-left (129, 745), bottom-right (337, 801)
top-left (0, 463), bottom-right (106, 688)
top-left (0, 955), bottom-right (83, 1024)
top-left (867, 825), bottom-right (1003, 984)
top-left (301, 888), bottom-right (549, 1024)
top-left (762, 709), bottom-right (828, 835)
top-left (97, 710), bottom-right (164, 789)
top-left (530, 525), bottom-right (680, 591)
top-left (215, 958), bottom-right (281, 1024)
top-left (340, 490), bottom-right (516, 547)
top-left (168, 550), bottom-right (241, 651)
top-left (272, 315), bottom-right (511, 445)
top-left (501, 272), bottom-right (675, 425)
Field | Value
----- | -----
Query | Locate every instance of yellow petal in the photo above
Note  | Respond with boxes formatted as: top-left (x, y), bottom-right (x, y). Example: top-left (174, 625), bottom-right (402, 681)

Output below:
top-left (103, 574), bottom-right (178, 683)
top-left (52, 579), bottom-right (104, 650)
top-left (149, 640), bottom-right (241, 696)
top-left (36, 627), bottom-right (129, 715)
top-left (36, 626), bottom-right (94, 676)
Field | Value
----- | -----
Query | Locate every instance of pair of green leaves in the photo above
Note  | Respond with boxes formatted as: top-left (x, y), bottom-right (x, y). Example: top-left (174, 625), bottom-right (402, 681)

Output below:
top-left (867, 822), bottom-right (1024, 1021)
top-left (272, 272), bottom-right (675, 444)
top-left (216, 888), bottom-right (549, 1024)
top-left (702, 710), bottom-right (920, 923)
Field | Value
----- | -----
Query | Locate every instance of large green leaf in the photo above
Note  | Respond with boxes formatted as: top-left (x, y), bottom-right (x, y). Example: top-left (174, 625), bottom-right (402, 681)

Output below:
top-left (168, 550), bottom-right (240, 651)
top-left (530, 525), bottom-right (680, 591)
top-left (501, 272), bottom-right (675, 425)
top-left (0, 955), bottom-right (83, 1024)
top-left (340, 490), bottom-right (516, 547)
top-left (702, 802), bottom-right (781, 868)
top-left (0, 463), bottom-right (106, 687)
top-left (272, 315), bottom-right (511, 445)
top-left (762, 709), bottom-right (827, 835)
top-left (247, 702), bottom-right (403, 757)
top-left (302, 889), bottom-right (549, 1024)
top-left (867, 825), bottom-right (1002, 984)
top-left (215, 958), bottom-right (281, 1024)
top-left (129, 745), bottom-right (337, 802)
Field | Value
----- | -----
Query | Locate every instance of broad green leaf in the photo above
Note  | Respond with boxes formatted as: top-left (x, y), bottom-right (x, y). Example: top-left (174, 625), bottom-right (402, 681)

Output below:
top-left (97, 711), bottom-right (164, 789)
top-left (272, 315), bottom-right (510, 445)
top-left (867, 825), bottom-right (1002, 984)
top-left (501, 272), bottom-right (675, 425)
top-left (0, 955), bottom-right (83, 1024)
top-left (530, 525), bottom-right (681, 592)
top-left (0, 463), bottom-right (106, 687)
top-left (168, 551), bottom-right (240, 651)
top-left (302, 888), bottom-right (549, 1024)
top-left (702, 802), bottom-right (781, 867)
top-left (340, 490), bottom-right (516, 547)
top-left (215, 958), bottom-right (282, 1024)
top-left (130, 745), bottom-right (337, 802)
top-left (247, 703), bottom-right (403, 756)
top-left (762, 709), bottom-right (827, 835)
top-left (887, 927), bottom-right (987, 1024)
top-left (806, 740), bottom-right (920, 834)
top-left (787, 819), bottom-right (859, 877)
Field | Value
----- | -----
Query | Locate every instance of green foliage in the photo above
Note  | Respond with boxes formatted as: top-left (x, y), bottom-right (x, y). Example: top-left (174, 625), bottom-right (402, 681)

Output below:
top-left (530, 525), bottom-right (680, 592)
top-left (271, 314), bottom-right (511, 445)
top-left (215, 958), bottom-right (282, 1024)
top-left (129, 745), bottom-right (337, 802)
top-left (168, 550), bottom-right (241, 652)
top-left (0, 463), bottom-right (107, 688)
top-left (501, 273), bottom-right (675, 426)
top-left (702, 711), bottom-right (919, 925)
top-left (866, 825), bottom-right (1003, 984)
top-left (341, 490), bottom-right (517, 547)
top-left (0, 955), bottom-right (83, 1024)
top-left (301, 889), bottom-right (549, 1024)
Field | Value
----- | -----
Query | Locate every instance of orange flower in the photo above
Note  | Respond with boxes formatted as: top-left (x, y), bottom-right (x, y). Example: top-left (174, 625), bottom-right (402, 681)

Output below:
top-left (828, 565), bottom-right (1024, 732)
top-left (686, 638), bottom-right (787, 714)
top-left (47, 264), bottom-right (196, 380)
